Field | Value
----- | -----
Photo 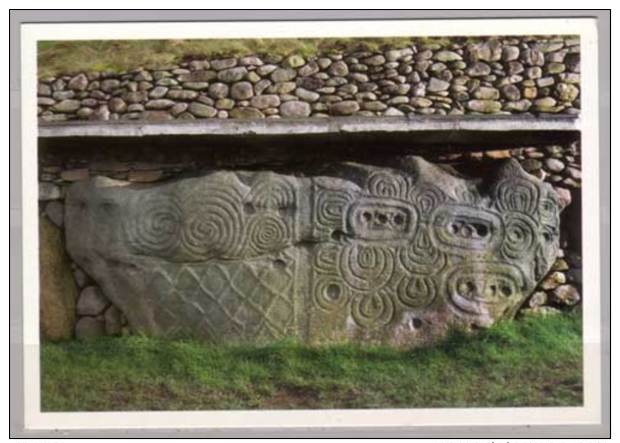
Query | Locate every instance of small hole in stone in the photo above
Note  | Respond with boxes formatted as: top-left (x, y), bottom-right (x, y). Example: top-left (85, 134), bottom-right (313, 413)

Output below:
top-left (474, 224), bottom-right (488, 237)
top-left (325, 283), bottom-right (341, 300)
top-left (273, 259), bottom-right (286, 270)
top-left (362, 211), bottom-right (372, 222)
top-left (410, 318), bottom-right (423, 329)
top-left (500, 285), bottom-right (512, 297)
top-left (543, 232), bottom-right (552, 242)
top-left (377, 213), bottom-right (388, 224)
top-left (393, 214), bottom-right (405, 225)
top-left (331, 230), bottom-right (345, 242)
top-left (244, 203), bottom-right (256, 214)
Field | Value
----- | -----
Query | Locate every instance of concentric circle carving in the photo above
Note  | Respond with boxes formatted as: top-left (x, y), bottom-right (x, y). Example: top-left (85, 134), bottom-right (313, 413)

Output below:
top-left (339, 244), bottom-right (394, 292)
top-left (247, 176), bottom-right (296, 209)
top-left (396, 274), bottom-right (437, 308)
top-left (351, 292), bottom-right (395, 328)
top-left (314, 277), bottom-right (349, 312)
top-left (501, 213), bottom-right (538, 259)
top-left (367, 171), bottom-right (408, 199)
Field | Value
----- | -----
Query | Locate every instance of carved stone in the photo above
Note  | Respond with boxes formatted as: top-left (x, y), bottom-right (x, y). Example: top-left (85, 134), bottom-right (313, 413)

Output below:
top-left (64, 157), bottom-right (565, 346)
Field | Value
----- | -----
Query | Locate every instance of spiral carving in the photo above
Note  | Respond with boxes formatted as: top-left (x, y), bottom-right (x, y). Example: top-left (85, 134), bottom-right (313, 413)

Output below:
top-left (367, 171), bottom-right (409, 200)
top-left (247, 213), bottom-right (291, 254)
top-left (180, 187), bottom-right (245, 260)
top-left (501, 213), bottom-right (538, 260)
top-left (351, 292), bottom-right (395, 328)
top-left (124, 193), bottom-right (183, 256)
top-left (339, 244), bottom-right (394, 292)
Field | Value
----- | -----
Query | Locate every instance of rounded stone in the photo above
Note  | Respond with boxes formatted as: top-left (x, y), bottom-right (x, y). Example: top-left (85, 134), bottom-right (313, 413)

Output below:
top-left (298, 62), bottom-right (320, 77)
top-left (77, 286), bottom-right (110, 316)
top-left (145, 99), bottom-right (175, 110)
top-left (474, 87), bottom-right (500, 100)
top-left (108, 97), bottom-right (127, 113)
top-left (501, 84), bottom-right (521, 101)
top-left (503, 100), bottom-right (531, 112)
top-left (217, 67), bottom-right (248, 83)
top-left (210, 58), bottom-right (237, 71)
top-left (250, 94), bottom-right (280, 109)
top-left (68, 73), bottom-right (89, 91)
top-left (328, 61), bottom-right (349, 77)
top-left (284, 54), bottom-right (305, 68)
top-left (294, 88), bottom-right (320, 103)
top-left (533, 97), bottom-right (557, 112)
top-left (39, 182), bottom-right (62, 201)
top-left (466, 99), bottom-right (502, 113)
top-left (52, 99), bottom-right (80, 113)
top-left (467, 62), bottom-right (491, 77)
top-left (551, 284), bottom-right (580, 306)
top-left (188, 102), bottom-right (217, 118)
top-left (362, 55), bottom-right (385, 66)
top-left (434, 50), bottom-right (462, 62)
top-left (230, 81), bottom-right (254, 100)
top-left (427, 78), bottom-right (450, 92)
top-left (362, 101), bottom-right (388, 111)
top-left (540, 271), bottom-right (566, 290)
top-left (544, 158), bottom-right (566, 173)
top-left (270, 68), bottom-right (297, 83)
top-left (45, 200), bottom-right (64, 227)
top-left (208, 82), bottom-right (229, 99)
top-left (279, 100), bottom-right (311, 118)
top-left (502, 46), bottom-right (520, 61)
top-left (229, 107), bottom-right (265, 119)
top-left (75, 316), bottom-right (105, 339)
top-left (104, 305), bottom-right (123, 335)
top-left (148, 86), bottom-right (169, 99)
top-left (555, 83), bottom-right (579, 102)
top-left (166, 89), bottom-right (199, 101)
top-left (215, 98), bottom-right (235, 110)
top-left (329, 100), bottom-right (360, 115)
top-left (410, 97), bottom-right (433, 108)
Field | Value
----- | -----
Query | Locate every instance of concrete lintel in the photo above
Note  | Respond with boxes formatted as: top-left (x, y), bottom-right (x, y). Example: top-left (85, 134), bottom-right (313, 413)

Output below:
top-left (38, 115), bottom-right (580, 139)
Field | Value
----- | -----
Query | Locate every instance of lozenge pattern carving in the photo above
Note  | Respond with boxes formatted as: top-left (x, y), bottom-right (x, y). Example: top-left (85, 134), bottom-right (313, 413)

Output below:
top-left (64, 156), bottom-right (565, 345)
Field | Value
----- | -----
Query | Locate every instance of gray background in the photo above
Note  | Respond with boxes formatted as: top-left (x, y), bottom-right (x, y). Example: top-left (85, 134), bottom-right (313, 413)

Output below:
top-left (9, 9), bottom-right (610, 438)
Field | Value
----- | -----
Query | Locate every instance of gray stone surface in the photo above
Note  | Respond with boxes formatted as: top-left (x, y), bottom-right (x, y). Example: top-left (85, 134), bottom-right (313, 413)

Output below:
top-left (77, 286), bottom-right (110, 316)
top-left (65, 157), bottom-right (564, 346)
top-left (75, 316), bottom-right (106, 339)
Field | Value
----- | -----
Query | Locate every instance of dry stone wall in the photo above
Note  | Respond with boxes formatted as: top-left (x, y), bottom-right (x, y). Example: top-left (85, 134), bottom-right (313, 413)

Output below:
top-left (38, 36), bottom-right (580, 123)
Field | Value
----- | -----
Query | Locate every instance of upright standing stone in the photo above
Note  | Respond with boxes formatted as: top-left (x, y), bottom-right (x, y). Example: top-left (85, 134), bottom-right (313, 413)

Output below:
top-left (39, 216), bottom-right (77, 340)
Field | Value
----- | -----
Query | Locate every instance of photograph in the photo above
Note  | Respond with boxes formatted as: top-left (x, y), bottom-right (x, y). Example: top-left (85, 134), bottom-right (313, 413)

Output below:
top-left (10, 12), bottom-right (609, 437)
top-left (35, 30), bottom-right (585, 413)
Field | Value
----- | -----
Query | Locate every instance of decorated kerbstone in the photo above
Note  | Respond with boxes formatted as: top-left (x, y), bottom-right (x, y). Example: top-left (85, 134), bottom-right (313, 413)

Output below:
top-left (64, 157), bottom-right (565, 346)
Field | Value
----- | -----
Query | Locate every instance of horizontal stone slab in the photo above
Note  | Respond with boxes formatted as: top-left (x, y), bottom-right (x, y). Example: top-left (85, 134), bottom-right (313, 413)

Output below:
top-left (39, 115), bottom-right (579, 139)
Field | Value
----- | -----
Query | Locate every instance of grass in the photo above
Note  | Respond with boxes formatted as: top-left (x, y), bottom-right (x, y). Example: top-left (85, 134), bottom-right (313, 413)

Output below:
top-left (37, 35), bottom-right (573, 79)
top-left (41, 312), bottom-right (582, 411)
top-left (36, 37), bottom-right (426, 78)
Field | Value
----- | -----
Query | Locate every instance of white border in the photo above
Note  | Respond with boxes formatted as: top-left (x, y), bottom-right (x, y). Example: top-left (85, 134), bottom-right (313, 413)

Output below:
top-left (21, 18), bottom-right (601, 430)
